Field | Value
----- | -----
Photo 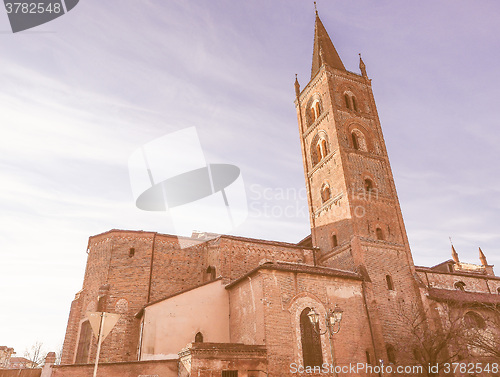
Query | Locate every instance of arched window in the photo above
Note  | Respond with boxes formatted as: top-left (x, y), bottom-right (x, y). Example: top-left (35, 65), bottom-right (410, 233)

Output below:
top-left (195, 332), bottom-right (204, 343)
top-left (315, 101), bottom-right (321, 118)
top-left (386, 275), bottom-right (394, 290)
top-left (366, 350), bottom-right (372, 365)
top-left (454, 281), bottom-right (466, 291)
top-left (364, 179), bottom-right (374, 193)
top-left (332, 234), bottom-right (338, 247)
top-left (75, 320), bottom-right (92, 364)
top-left (344, 94), bottom-right (351, 109)
top-left (206, 266), bottom-right (216, 281)
top-left (321, 184), bottom-right (331, 203)
top-left (352, 96), bottom-right (358, 112)
top-left (464, 311), bottom-right (486, 329)
top-left (311, 133), bottom-right (329, 166)
top-left (351, 129), bottom-right (368, 152)
top-left (386, 344), bottom-right (396, 364)
top-left (309, 107), bottom-right (317, 124)
top-left (300, 308), bottom-right (323, 367)
top-left (97, 295), bottom-right (106, 312)
top-left (497, 287), bottom-right (500, 294)
top-left (321, 139), bottom-right (328, 158)
top-left (376, 227), bottom-right (384, 240)
top-left (351, 132), bottom-right (359, 150)
top-left (316, 144), bottom-right (322, 161)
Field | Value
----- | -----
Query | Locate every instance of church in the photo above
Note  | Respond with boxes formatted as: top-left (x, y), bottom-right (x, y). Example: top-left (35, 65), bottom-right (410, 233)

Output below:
top-left (50, 9), bottom-right (500, 377)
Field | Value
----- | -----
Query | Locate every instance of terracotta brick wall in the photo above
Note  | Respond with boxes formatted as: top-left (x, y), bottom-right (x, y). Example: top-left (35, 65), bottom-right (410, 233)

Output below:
top-left (229, 269), bottom-right (375, 376)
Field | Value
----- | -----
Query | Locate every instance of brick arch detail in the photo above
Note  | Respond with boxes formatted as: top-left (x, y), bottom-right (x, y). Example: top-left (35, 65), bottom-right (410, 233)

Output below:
top-left (346, 121), bottom-right (374, 153)
top-left (286, 293), bottom-right (332, 365)
top-left (336, 83), bottom-right (368, 111)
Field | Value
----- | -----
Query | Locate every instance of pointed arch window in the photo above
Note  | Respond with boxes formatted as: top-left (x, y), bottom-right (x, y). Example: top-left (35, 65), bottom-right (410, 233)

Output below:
top-left (314, 101), bottom-right (322, 118)
top-left (351, 129), bottom-right (367, 152)
top-left (321, 139), bottom-right (328, 157)
top-left (316, 144), bottom-right (322, 162)
top-left (344, 94), bottom-right (351, 109)
top-left (300, 308), bottom-right (323, 367)
top-left (310, 107), bottom-right (317, 123)
top-left (75, 320), bottom-right (92, 364)
top-left (352, 96), bottom-right (358, 112)
top-left (311, 133), bottom-right (329, 166)
top-left (364, 179), bottom-right (374, 193)
top-left (195, 332), bottom-right (204, 343)
top-left (376, 227), bottom-right (384, 240)
top-left (321, 184), bottom-right (331, 203)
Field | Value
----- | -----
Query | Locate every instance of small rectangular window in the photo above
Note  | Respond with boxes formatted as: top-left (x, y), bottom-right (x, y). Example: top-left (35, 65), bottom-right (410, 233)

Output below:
top-left (222, 371), bottom-right (238, 377)
top-left (386, 275), bottom-right (394, 291)
top-left (129, 248), bottom-right (135, 257)
top-left (332, 234), bottom-right (338, 247)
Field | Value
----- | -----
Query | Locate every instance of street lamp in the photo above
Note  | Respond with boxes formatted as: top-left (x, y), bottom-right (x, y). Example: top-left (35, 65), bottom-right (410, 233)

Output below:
top-left (307, 305), bottom-right (343, 335)
top-left (308, 305), bottom-right (344, 374)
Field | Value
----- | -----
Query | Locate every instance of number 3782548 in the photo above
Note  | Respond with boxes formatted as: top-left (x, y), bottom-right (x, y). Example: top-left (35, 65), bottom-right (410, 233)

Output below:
top-left (5, 2), bottom-right (62, 14)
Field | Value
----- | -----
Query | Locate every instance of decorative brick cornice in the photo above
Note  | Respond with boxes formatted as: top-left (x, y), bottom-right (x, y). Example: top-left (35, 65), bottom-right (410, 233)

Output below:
top-left (178, 343), bottom-right (267, 359)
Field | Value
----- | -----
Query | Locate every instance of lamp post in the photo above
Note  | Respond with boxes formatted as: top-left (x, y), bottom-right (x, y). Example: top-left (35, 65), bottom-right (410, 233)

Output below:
top-left (308, 305), bottom-right (343, 375)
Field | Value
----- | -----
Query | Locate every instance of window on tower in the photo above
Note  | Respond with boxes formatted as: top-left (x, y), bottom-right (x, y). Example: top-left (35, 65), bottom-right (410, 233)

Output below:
top-left (307, 96), bottom-right (322, 125)
top-left (351, 129), bottom-right (368, 152)
top-left (332, 234), bottom-right (338, 247)
top-left (314, 101), bottom-right (321, 118)
top-left (364, 179), bottom-right (374, 193)
top-left (321, 139), bottom-right (328, 157)
top-left (376, 227), bottom-right (384, 240)
top-left (352, 96), bottom-right (358, 112)
top-left (316, 144), bottom-right (322, 162)
top-left (352, 132), bottom-right (359, 150)
top-left (321, 184), bottom-right (331, 203)
top-left (344, 93), bottom-right (351, 109)
top-left (311, 132), bottom-right (329, 166)
top-left (386, 275), bottom-right (394, 290)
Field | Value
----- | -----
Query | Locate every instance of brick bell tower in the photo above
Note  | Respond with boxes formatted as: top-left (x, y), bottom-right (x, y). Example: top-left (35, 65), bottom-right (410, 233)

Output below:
top-left (295, 10), bottom-right (423, 361)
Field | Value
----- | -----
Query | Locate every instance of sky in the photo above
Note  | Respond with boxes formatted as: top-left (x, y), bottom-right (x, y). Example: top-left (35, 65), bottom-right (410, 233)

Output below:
top-left (0, 0), bottom-right (499, 357)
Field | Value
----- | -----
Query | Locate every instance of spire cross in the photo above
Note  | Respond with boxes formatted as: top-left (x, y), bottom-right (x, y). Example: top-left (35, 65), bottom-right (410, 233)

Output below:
top-left (314, 1), bottom-right (318, 15)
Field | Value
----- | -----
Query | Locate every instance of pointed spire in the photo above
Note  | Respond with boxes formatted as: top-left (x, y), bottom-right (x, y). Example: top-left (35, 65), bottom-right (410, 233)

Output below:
top-left (311, 10), bottom-right (346, 79)
top-left (451, 245), bottom-right (460, 263)
top-left (359, 53), bottom-right (368, 77)
top-left (479, 247), bottom-right (488, 266)
top-left (294, 74), bottom-right (301, 98)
